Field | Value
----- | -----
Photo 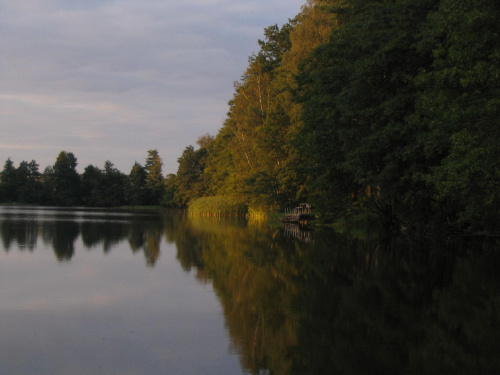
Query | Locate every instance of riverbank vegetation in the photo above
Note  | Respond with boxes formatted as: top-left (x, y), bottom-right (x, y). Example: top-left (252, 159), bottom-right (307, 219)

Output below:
top-left (187, 196), bottom-right (248, 217)
top-left (0, 150), bottom-right (165, 208)
top-left (1, 0), bottom-right (499, 231)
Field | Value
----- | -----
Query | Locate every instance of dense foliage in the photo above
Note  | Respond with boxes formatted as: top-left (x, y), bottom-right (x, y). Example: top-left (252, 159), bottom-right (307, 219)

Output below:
top-left (183, 0), bottom-right (499, 231)
top-left (0, 151), bottom-right (165, 207)
top-left (1, 0), bottom-right (498, 231)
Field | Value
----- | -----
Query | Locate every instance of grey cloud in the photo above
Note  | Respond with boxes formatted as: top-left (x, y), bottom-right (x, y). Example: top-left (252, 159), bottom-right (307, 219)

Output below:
top-left (0, 0), bottom-right (305, 173)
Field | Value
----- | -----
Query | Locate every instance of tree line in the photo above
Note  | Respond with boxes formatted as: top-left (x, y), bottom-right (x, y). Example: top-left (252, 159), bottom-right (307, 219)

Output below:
top-left (0, 150), bottom-right (165, 207)
top-left (1, 0), bottom-right (499, 231)
top-left (171, 0), bottom-right (499, 231)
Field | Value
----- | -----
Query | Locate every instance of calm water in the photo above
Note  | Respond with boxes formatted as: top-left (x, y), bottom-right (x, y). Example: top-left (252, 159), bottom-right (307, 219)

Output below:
top-left (1, 206), bottom-right (499, 375)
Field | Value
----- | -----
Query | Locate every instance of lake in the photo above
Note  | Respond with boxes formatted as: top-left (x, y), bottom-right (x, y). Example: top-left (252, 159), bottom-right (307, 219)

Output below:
top-left (1, 206), bottom-right (499, 374)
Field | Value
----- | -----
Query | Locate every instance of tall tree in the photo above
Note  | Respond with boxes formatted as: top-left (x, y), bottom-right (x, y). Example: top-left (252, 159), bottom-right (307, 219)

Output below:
top-left (175, 145), bottom-right (207, 207)
top-left (257, 22), bottom-right (295, 74)
top-left (42, 165), bottom-right (55, 205)
top-left (16, 160), bottom-right (43, 204)
top-left (81, 161), bottom-right (127, 207)
top-left (253, 1), bottom-right (337, 208)
top-left (202, 21), bottom-right (299, 205)
top-left (0, 158), bottom-right (17, 202)
top-left (128, 162), bottom-right (149, 206)
top-left (203, 126), bottom-right (240, 196)
top-left (101, 161), bottom-right (127, 207)
top-left (145, 150), bottom-right (164, 204)
top-left (162, 173), bottom-right (179, 208)
top-left (181, 1), bottom-right (339, 210)
top-left (295, 0), bottom-right (438, 223)
top-left (52, 151), bottom-right (81, 206)
top-left (81, 165), bottom-right (103, 206)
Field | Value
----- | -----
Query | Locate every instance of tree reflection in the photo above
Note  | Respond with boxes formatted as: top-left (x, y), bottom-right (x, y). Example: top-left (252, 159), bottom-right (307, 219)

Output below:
top-left (173, 216), bottom-right (305, 373)
top-left (1, 208), bottom-right (499, 374)
top-left (0, 208), bottom-right (167, 265)
top-left (173, 217), bottom-right (500, 375)
top-left (0, 219), bottom-right (38, 251)
top-left (42, 220), bottom-right (80, 261)
top-left (80, 220), bottom-right (105, 249)
top-left (144, 227), bottom-right (162, 266)
top-left (128, 221), bottom-right (146, 254)
top-left (414, 240), bottom-right (500, 374)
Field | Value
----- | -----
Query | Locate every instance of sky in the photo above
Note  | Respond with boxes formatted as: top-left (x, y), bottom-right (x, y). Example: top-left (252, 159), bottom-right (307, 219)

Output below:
top-left (1, 0), bottom-right (305, 174)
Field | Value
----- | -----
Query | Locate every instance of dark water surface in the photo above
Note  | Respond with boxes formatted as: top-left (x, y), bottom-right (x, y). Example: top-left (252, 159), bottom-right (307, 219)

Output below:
top-left (1, 206), bottom-right (499, 374)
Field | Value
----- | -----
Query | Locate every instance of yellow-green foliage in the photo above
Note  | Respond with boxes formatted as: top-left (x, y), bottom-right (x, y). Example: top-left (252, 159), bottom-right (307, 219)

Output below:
top-left (247, 202), bottom-right (280, 221)
top-left (247, 207), bottom-right (268, 221)
top-left (188, 196), bottom-right (248, 217)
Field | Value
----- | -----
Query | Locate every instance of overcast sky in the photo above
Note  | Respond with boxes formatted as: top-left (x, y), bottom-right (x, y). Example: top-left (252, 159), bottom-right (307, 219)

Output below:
top-left (1, 0), bottom-right (305, 174)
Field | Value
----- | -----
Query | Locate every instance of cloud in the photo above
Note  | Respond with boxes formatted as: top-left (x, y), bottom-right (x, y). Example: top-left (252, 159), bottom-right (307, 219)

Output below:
top-left (0, 0), bottom-right (306, 173)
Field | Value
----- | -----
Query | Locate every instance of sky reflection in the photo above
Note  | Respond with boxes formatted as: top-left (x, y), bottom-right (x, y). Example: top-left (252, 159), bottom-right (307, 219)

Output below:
top-left (0, 208), bottom-right (240, 375)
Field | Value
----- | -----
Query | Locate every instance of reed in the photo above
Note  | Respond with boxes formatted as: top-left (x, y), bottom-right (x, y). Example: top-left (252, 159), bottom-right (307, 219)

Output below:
top-left (247, 201), bottom-right (280, 221)
top-left (247, 206), bottom-right (273, 221)
top-left (188, 196), bottom-right (248, 217)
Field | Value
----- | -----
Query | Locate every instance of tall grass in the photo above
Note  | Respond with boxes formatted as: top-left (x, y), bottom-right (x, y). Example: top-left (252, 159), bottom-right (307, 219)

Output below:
top-left (188, 196), bottom-right (248, 217)
top-left (247, 202), bottom-right (280, 221)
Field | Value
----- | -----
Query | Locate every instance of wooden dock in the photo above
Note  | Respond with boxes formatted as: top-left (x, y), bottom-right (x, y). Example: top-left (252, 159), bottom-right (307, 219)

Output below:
top-left (284, 203), bottom-right (314, 225)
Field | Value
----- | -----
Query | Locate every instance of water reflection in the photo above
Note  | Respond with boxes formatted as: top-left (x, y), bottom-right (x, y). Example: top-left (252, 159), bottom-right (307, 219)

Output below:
top-left (0, 206), bottom-right (166, 266)
top-left (173, 217), bottom-right (500, 375)
top-left (284, 223), bottom-right (314, 243)
top-left (1, 217), bottom-right (38, 251)
top-left (1, 207), bottom-right (499, 374)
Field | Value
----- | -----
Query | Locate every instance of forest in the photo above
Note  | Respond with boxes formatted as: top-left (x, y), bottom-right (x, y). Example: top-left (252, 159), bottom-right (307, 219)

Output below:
top-left (1, 0), bottom-right (499, 231)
